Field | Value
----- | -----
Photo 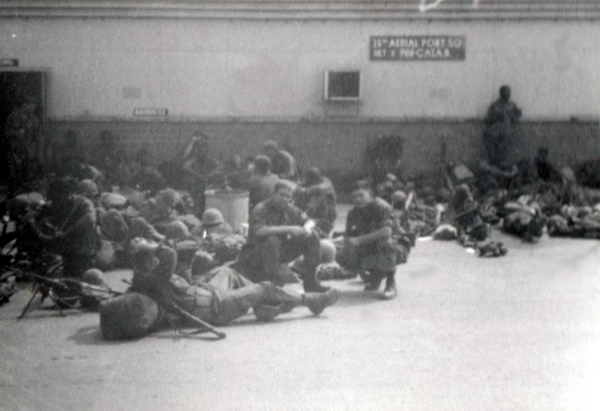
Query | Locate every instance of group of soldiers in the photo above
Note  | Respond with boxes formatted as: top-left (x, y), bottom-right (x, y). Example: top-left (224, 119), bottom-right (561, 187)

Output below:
top-left (4, 86), bottom-right (598, 339)
top-left (3, 117), bottom-right (415, 338)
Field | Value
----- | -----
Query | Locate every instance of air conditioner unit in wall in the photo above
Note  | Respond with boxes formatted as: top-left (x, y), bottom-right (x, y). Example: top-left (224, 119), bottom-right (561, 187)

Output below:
top-left (324, 70), bottom-right (360, 101)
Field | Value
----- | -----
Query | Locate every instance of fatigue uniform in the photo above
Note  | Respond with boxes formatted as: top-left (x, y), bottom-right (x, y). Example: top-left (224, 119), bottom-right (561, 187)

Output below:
top-left (129, 168), bottom-right (167, 194)
top-left (183, 155), bottom-right (221, 216)
top-left (483, 98), bottom-right (522, 166)
top-left (248, 173), bottom-right (280, 210)
top-left (547, 206), bottom-right (600, 239)
top-left (500, 201), bottom-right (546, 241)
top-left (337, 197), bottom-right (410, 277)
top-left (36, 195), bottom-right (98, 278)
top-left (236, 198), bottom-right (321, 286)
top-left (270, 150), bottom-right (298, 180)
top-left (100, 209), bottom-right (165, 243)
top-left (27, 195), bottom-right (99, 302)
top-left (4, 107), bottom-right (41, 190)
top-left (294, 176), bottom-right (337, 238)
top-left (131, 246), bottom-right (302, 325)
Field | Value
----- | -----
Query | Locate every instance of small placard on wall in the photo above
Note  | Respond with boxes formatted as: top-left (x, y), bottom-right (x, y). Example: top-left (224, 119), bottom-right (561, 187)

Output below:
top-left (370, 36), bottom-right (466, 61)
top-left (0, 59), bottom-right (19, 67)
top-left (133, 108), bottom-right (168, 117)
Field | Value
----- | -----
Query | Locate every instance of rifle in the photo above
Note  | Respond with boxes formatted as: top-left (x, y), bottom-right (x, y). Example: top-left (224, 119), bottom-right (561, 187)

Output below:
top-left (160, 298), bottom-right (226, 340)
top-left (121, 279), bottom-right (226, 339)
top-left (9, 264), bottom-right (73, 319)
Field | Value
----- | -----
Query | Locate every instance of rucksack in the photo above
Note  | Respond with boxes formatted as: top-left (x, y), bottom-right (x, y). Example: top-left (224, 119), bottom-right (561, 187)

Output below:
top-left (99, 292), bottom-right (161, 340)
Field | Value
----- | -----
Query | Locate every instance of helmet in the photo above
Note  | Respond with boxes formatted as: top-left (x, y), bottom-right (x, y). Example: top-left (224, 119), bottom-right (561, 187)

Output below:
top-left (76, 179), bottom-right (99, 198)
top-left (156, 189), bottom-right (181, 209)
top-left (202, 208), bottom-right (225, 227)
top-left (100, 192), bottom-right (128, 210)
top-left (82, 268), bottom-right (109, 287)
top-left (80, 268), bottom-right (111, 310)
top-left (319, 240), bottom-right (336, 264)
top-left (162, 220), bottom-right (190, 240)
top-left (390, 190), bottom-right (407, 206)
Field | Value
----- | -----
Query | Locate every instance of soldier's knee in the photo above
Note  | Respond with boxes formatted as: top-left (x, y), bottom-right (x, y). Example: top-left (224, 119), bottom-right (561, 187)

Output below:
top-left (376, 238), bottom-right (396, 252)
top-left (162, 221), bottom-right (190, 241)
top-left (263, 235), bottom-right (282, 249)
top-left (303, 231), bottom-right (321, 247)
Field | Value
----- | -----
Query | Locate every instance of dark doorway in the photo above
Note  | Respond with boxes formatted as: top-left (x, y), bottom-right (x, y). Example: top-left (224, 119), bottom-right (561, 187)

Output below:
top-left (0, 71), bottom-right (46, 187)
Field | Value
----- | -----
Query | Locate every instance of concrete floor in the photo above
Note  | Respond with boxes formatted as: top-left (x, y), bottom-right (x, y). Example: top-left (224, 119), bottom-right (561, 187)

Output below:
top-left (2, 217), bottom-right (600, 410)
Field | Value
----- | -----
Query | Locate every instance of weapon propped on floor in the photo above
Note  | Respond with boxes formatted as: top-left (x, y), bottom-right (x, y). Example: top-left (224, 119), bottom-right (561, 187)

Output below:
top-left (121, 279), bottom-right (226, 340)
top-left (160, 298), bottom-right (227, 340)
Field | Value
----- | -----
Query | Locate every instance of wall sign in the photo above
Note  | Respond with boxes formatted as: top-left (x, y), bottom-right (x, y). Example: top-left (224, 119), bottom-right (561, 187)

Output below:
top-left (0, 59), bottom-right (19, 67)
top-left (370, 36), bottom-right (465, 61)
top-left (133, 108), bottom-right (168, 117)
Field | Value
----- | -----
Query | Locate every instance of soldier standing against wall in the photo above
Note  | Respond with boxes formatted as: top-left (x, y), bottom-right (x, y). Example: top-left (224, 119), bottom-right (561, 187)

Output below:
top-left (483, 85), bottom-right (522, 167)
top-left (182, 132), bottom-right (222, 217)
top-left (4, 96), bottom-right (42, 193)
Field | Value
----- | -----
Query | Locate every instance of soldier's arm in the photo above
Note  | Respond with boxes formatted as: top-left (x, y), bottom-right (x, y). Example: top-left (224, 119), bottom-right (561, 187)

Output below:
top-left (254, 225), bottom-right (304, 237)
top-left (351, 227), bottom-right (392, 246)
top-left (58, 200), bottom-right (96, 238)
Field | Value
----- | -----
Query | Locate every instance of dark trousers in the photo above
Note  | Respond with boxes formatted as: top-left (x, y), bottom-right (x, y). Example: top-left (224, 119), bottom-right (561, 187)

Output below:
top-left (260, 233), bottom-right (320, 286)
top-left (483, 131), bottom-right (509, 167)
top-left (62, 253), bottom-right (94, 279)
top-left (238, 232), bottom-right (321, 286)
top-left (502, 211), bottom-right (533, 237)
top-left (336, 238), bottom-right (401, 283)
top-left (54, 253), bottom-right (94, 301)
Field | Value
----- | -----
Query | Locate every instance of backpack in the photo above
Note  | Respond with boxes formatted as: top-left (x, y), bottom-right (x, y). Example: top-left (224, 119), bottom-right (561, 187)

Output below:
top-left (99, 292), bottom-right (161, 340)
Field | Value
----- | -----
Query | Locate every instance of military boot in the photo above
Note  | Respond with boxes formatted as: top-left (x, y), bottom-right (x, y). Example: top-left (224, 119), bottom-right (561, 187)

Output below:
top-left (303, 289), bottom-right (340, 315)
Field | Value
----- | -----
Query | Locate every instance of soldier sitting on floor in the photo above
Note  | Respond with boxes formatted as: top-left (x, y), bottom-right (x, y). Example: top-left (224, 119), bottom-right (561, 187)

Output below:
top-left (235, 180), bottom-right (330, 292)
top-left (26, 177), bottom-right (99, 304)
top-left (293, 167), bottom-right (337, 239)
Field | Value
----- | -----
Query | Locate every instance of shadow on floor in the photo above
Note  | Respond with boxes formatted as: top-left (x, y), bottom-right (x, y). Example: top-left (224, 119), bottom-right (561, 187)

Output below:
top-left (335, 289), bottom-right (383, 308)
top-left (151, 330), bottom-right (225, 342)
top-left (68, 324), bottom-right (150, 346)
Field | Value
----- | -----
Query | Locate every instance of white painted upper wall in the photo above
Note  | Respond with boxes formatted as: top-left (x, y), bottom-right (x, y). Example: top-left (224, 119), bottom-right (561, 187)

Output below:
top-left (0, 18), bottom-right (598, 119)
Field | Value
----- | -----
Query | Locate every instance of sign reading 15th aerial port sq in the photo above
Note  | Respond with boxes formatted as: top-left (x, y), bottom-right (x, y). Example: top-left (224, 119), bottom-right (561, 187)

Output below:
top-left (370, 36), bottom-right (465, 61)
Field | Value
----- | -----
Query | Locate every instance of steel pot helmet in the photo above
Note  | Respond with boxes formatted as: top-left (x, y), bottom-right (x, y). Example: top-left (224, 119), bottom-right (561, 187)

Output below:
top-left (76, 179), bottom-right (99, 198)
top-left (202, 208), bottom-right (225, 227)
top-left (156, 189), bottom-right (181, 209)
top-left (390, 190), bottom-right (407, 205)
top-left (319, 240), bottom-right (336, 264)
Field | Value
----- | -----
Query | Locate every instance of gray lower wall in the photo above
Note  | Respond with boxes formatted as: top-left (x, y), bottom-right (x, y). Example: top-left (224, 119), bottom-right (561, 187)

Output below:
top-left (47, 119), bottom-right (600, 188)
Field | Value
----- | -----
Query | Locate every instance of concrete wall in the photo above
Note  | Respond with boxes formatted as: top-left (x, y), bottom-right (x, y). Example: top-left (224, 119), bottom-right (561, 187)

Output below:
top-left (1, 18), bottom-right (599, 119)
